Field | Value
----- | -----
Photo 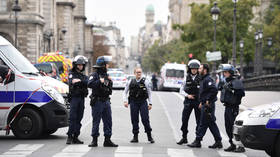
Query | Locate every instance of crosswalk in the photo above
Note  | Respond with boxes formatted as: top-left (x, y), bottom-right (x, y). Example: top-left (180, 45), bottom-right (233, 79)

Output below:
top-left (0, 144), bottom-right (248, 157)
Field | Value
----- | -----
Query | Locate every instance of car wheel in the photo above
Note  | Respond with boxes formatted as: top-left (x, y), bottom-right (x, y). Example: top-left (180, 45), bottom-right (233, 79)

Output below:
top-left (11, 108), bottom-right (43, 139)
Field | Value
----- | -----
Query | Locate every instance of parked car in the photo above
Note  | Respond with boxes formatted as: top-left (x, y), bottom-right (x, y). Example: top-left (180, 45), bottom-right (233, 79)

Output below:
top-left (108, 70), bottom-right (126, 89)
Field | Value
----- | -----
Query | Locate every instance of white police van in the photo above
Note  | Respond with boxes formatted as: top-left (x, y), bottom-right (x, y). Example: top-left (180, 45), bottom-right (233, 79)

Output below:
top-left (159, 63), bottom-right (186, 91)
top-left (233, 102), bottom-right (280, 157)
top-left (0, 36), bottom-right (69, 139)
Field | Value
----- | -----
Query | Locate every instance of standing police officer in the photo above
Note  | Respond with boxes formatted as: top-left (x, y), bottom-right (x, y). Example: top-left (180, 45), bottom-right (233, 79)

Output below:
top-left (219, 64), bottom-right (245, 152)
top-left (88, 56), bottom-right (118, 147)
top-left (177, 59), bottom-right (201, 145)
top-left (188, 63), bottom-right (223, 149)
top-left (123, 67), bottom-right (154, 143)
top-left (66, 55), bottom-right (88, 144)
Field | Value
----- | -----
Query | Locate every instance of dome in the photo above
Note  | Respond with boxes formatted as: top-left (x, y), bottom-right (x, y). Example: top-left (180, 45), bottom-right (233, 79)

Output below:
top-left (146, 4), bottom-right (154, 12)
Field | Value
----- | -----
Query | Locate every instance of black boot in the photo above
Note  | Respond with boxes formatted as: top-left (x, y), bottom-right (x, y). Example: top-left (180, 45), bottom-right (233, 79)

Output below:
top-left (88, 137), bottom-right (98, 147)
top-left (208, 141), bottom-right (223, 149)
top-left (177, 136), bottom-right (188, 145)
top-left (130, 134), bottom-right (138, 143)
top-left (147, 132), bottom-right (155, 143)
top-left (224, 143), bottom-right (236, 152)
top-left (66, 135), bottom-right (73, 144)
top-left (103, 136), bottom-right (118, 147)
top-left (73, 135), bottom-right (84, 144)
top-left (187, 139), bottom-right (201, 148)
top-left (234, 146), bottom-right (245, 153)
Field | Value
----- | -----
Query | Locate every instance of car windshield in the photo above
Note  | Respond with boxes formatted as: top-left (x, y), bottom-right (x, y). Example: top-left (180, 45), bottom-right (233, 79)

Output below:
top-left (166, 69), bottom-right (184, 78)
top-left (108, 72), bottom-right (125, 77)
top-left (0, 45), bottom-right (38, 73)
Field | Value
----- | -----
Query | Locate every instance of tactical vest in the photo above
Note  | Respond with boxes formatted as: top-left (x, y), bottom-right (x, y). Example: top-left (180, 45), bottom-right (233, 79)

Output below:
top-left (184, 74), bottom-right (200, 100)
top-left (129, 78), bottom-right (148, 101)
top-left (220, 77), bottom-right (243, 106)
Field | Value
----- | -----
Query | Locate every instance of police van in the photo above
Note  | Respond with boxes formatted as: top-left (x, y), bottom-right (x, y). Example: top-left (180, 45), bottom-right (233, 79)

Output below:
top-left (159, 63), bottom-right (186, 91)
top-left (233, 102), bottom-right (280, 157)
top-left (0, 36), bottom-right (68, 139)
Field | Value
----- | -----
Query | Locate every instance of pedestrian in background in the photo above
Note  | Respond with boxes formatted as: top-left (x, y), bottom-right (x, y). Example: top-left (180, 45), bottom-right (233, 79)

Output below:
top-left (177, 59), bottom-right (201, 145)
top-left (88, 56), bottom-right (118, 147)
top-left (123, 67), bottom-right (154, 143)
top-left (66, 55), bottom-right (88, 144)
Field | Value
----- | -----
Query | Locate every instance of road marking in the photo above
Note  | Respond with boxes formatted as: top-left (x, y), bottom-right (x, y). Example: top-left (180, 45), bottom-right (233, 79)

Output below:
top-left (217, 150), bottom-right (247, 157)
top-left (115, 146), bottom-right (143, 157)
top-left (0, 144), bottom-right (43, 157)
top-left (53, 145), bottom-right (91, 157)
top-left (167, 148), bottom-right (195, 157)
top-left (156, 93), bottom-right (180, 141)
top-left (172, 92), bottom-right (229, 141)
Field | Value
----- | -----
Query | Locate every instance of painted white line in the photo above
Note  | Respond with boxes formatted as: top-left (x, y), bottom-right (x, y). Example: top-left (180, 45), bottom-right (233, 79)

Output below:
top-left (115, 146), bottom-right (143, 154)
top-left (167, 148), bottom-right (195, 157)
top-left (0, 144), bottom-right (43, 157)
top-left (53, 145), bottom-right (91, 157)
top-left (156, 93), bottom-right (180, 141)
top-left (217, 150), bottom-right (247, 157)
top-left (172, 92), bottom-right (229, 141)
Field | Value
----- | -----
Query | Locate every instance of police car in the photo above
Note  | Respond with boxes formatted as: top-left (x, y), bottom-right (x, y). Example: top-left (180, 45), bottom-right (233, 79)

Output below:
top-left (108, 70), bottom-right (126, 89)
top-left (233, 102), bottom-right (280, 157)
top-left (0, 36), bottom-right (69, 139)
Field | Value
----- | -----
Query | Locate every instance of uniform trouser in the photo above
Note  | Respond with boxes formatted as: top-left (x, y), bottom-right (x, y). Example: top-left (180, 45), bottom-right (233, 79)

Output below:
top-left (180, 101), bottom-right (200, 137)
top-left (196, 103), bottom-right (222, 142)
top-left (224, 105), bottom-right (239, 143)
top-left (67, 97), bottom-right (85, 136)
top-left (91, 100), bottom-right (112, 137)
top-left (130, 100), bottom-right (152, 134)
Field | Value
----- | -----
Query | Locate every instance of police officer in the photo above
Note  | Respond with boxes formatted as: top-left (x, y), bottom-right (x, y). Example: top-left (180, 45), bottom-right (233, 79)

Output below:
top-left (219, 64), bottom-right (245, 152)
top-left (66, 55), bottom-right (88, 144)
top-left (188, 63), bottom-right (223, 149)
top-left (151, 73), bottom-right (158, 91)
top-left (177, 59), bottom-right (201, 145)
top-left (123, 67), bottom-right (154, 143)
top-left (88, 56), bottom-right (118, 147)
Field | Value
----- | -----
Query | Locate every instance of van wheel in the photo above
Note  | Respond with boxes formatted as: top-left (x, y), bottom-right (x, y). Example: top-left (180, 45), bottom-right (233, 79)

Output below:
top-left (11, 108), bottom-right (43, 139)
top-left (273, 135), bottom-right (280, 157)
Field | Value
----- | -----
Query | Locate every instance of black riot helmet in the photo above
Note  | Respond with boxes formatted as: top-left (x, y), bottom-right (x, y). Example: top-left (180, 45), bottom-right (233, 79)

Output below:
top-left (187, 59), bottom-right (200, 73)
top-left (93, 56), bottom-right (112, 68)
top-left (218, 64), bottom-right (235, 75)
top-left (72, 55), bottom-right (88, 72)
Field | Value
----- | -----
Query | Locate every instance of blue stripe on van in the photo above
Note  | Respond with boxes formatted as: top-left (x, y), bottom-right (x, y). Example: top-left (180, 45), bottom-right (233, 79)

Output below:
top-left (0, 91), bottom-right (52, 103)
top-left (266, 118), bottom-right (280, 130)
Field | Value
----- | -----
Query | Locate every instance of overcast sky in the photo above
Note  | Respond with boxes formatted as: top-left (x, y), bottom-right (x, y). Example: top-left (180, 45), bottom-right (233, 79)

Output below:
top-left (85, 0), bottom-right (169, 46)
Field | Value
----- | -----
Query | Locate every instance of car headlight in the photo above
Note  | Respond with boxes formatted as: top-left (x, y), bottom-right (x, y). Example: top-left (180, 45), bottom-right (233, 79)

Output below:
top-left (42, 84), bottom-right (65, 104)
top-left (248, 105), bottom-right (280, 118)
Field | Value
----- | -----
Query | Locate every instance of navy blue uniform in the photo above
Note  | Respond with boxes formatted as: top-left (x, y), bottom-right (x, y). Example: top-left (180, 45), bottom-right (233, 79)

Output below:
top-left (196, 74), bottom-right (222, 142)
top-left (67, 70), bottom-right (88, 137)
top-left (88, 70), bottom-right (113, 138)
top-left (179, 74), bottom-right (201, 137)
top-left (220, 76), bottom-right (245, 144)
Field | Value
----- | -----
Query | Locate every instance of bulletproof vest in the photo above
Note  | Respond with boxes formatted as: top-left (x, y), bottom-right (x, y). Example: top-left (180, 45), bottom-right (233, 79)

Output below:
top-left (69, 71), bottom-right (88, 97)
top-left (95, 73), bottom-right (112, 98)
top-left (184, 74), bottom-right (200, 99)
top-left (220, 77), bottom-right (243, 106)
top-left (129, 78), bottom-right (148, 101)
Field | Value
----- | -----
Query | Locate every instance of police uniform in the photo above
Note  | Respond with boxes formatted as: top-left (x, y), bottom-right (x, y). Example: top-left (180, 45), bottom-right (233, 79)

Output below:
top-left (66, 56), bottom-right (88, 144)
top-left (177, 73), bottom-right (200, 144)
top-left (220, 65), bottom-right (245, 152)
top-left (88, 56), bottom-right (118, 147)
top-left (123, 77), bottom-right (154, 143)
top-left (188, 73), bottom-right (222, 148)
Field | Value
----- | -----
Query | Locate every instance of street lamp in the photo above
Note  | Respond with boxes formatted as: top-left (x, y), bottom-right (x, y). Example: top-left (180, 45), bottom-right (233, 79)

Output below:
top-left (12, 0), bottom-right (21, 48)
top-left (232, 0), bottom-right (238, 67)
top-left (267, 37), bottom-right (273, 47)
top-left (239, 40), bottom-right (244, 77)
top-left (211, 1), bottom-right (220, 72)
top-left (254, 31), bottom-right (259, 76)
top-left (258, 29), bottom-right (263, 75)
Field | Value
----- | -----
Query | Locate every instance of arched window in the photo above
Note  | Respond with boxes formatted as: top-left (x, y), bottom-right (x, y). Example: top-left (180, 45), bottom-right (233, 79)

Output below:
top-left (0, 0), bottom-right (7, 12)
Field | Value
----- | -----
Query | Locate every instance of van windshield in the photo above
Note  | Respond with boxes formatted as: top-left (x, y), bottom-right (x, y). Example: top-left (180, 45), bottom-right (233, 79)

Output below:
top-left (0, 45), bottom-right (39, 73)
top-left (166, 69), bottom-right (184, 78)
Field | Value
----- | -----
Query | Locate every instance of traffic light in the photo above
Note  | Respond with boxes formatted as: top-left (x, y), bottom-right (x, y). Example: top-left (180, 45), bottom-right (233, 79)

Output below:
top-left (188, 53), bottom-right (193, 59)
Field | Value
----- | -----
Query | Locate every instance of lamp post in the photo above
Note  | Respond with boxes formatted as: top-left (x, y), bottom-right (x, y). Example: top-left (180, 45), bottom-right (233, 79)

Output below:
top-left (232, 0), bottom-right (238, 67)
top-left (258, 29), bottom-right (263, 75)
top-left (12, 0), bottom-right (21, 48)
top-left (211, 1), bottom-right (220, 72)
top-left (239, 40), bottom-right (244, 77)
top-left (254, 31), bottom-right (259, 76)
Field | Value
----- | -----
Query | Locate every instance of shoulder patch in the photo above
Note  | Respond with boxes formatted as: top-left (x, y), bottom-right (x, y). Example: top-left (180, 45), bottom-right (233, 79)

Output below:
top-left (89, 76), bottom-right (93, 80)
top-left (208, 82), bottom-right (212, 86)
top-left (69, 74), bottom-right (73, 79)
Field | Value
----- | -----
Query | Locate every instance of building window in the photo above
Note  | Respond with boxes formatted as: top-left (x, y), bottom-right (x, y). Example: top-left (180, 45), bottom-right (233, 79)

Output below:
top-left (0, 0), bottom-right (7, 12)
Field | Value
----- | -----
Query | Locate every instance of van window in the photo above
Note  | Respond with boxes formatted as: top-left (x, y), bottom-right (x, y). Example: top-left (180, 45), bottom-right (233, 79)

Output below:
top-left (49, 61), bottom-right (63, 74)
top-left (34, 63), bottom-right (53, 73)
top-left (0, 45), bottom-right (38, 73)
top-left (166, 69), bottom-right (184, 78)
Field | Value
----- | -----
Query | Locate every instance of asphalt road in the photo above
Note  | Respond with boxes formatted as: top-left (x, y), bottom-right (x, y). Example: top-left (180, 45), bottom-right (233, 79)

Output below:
top-left (1, 90), bottom-right (279, 157)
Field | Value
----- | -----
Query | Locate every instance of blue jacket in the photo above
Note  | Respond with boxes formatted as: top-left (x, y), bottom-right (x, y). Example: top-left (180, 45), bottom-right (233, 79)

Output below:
top-left (199, 74), bottom-right (218, 104)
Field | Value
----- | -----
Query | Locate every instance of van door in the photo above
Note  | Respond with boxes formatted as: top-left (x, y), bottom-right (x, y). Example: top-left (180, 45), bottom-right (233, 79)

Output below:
top-left (0, 54), bottom-right (15, 128)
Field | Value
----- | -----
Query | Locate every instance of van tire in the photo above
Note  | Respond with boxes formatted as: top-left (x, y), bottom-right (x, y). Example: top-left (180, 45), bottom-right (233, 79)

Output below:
top-left (272, 134), bottom-right (280, 157)
top-left (11, 108), bottom-right (43, 139)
